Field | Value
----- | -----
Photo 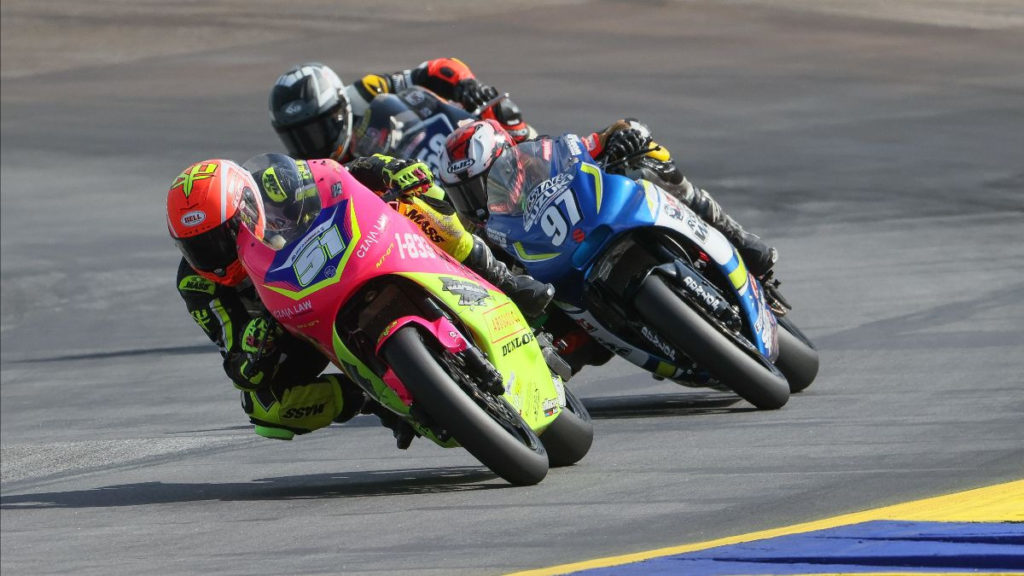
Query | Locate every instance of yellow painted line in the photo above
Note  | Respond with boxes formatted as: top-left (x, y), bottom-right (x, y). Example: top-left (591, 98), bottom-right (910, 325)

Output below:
top-left (506, 479), bottom-right (1024, 576)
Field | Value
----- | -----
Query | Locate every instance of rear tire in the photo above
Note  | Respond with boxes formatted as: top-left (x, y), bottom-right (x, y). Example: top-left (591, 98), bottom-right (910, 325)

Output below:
top-left (381, 327), bottom-right (549, 486)
top-left (634, 275), bottom-right (790, 410)
top-left (775, 316), bottom-right (819, 393)
top-left (541, 386), bottom-right (593, 467)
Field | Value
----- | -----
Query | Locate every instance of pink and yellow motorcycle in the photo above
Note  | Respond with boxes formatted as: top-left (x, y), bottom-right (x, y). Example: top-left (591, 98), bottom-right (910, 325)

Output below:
top-left (236, 160), bottom-right (592, 486)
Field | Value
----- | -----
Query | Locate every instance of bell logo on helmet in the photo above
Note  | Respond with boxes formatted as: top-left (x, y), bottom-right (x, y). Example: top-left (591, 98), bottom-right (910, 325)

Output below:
top-left (171, 162), bottom-right (219, 198)
top-left (446, 158), bottom-right (474, 173)
top-left (284, 101), bottom-right (303, 115)
top-left (181, 210), bottom-right (206, 227)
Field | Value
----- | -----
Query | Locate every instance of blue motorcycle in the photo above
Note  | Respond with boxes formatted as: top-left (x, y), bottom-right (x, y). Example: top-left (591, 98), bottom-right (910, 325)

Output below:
top-left (480, 135), bottom-right (819, 409)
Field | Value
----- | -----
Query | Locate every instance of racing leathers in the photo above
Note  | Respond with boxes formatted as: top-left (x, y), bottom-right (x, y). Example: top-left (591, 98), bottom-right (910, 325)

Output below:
top-left (176, 154), bottom-right (551, 443)
top-left (175, 258), bottom-right (368, 441)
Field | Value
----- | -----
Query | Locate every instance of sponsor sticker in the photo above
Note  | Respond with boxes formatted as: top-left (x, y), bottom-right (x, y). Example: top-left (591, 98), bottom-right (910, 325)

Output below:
top-left (446, 158), bottom-right (474, 173)
top-left (484, 302), bottom-right (525, 343)
top-left (272, 299), bottom-right (313, 320)
top-left (181, 210), bottom-right (206, 227)
top-left (566, 135), bottom-right (583, 156)
top-left (501, 332), bottom-right (534, 356)
top-left (440, 276), bottom-right (490, 307)
top-left (485, 227), bottom-right (508, 248)
top-left (523, 172), bottom-right (575, 230)
top-left (641, 325), bottom-right (676, 361)
top-left (179, 275), bottom-right (215, 295)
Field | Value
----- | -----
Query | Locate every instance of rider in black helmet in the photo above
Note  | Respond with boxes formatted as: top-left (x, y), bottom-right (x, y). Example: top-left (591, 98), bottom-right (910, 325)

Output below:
top-left (269, 59), bottom-right (531, 163)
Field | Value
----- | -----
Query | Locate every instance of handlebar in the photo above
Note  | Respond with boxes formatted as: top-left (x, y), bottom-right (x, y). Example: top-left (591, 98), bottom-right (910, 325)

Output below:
top-left (471, 92), bottom-right (511, 117)
top-left (600, 144), bottom-right (664, 171)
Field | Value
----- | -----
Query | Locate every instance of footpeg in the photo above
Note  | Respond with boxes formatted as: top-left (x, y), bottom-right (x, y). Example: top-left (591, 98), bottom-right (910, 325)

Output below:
top-left (761, 272), bottom-right (791, 317)
top-left (537, 332), bottom-right (572, 382)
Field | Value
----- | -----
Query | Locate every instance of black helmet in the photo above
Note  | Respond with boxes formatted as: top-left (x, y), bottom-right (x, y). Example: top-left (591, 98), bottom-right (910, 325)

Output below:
top-left (242, 153), bottom-right (322, 247)
top-left (269, 63), bottom-right (353, 161)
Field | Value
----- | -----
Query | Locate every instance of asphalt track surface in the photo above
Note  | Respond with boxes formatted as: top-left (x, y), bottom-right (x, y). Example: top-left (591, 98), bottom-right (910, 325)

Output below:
top-left (2, 1), bottom-right (1022, 575)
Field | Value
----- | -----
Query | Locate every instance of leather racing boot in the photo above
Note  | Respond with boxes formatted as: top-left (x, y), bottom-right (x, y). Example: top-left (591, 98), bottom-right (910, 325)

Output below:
top-left (361, 400), bottom-right (416, 450)
top-left (463, 236), bottom-right (554, 319)
top-left (683, 179), bottom-right (778, 278)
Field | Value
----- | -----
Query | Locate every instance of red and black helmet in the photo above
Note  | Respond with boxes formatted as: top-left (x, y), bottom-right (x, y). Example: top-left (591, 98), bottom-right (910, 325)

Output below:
top-left (439, 119), bottom-right (522, 223)
top-left (166, 160), bottom-right (265, 286)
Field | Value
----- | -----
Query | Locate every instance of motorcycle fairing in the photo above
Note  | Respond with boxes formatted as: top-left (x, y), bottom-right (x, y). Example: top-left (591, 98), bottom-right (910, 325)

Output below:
top-left (647, 181), bottom-right (778, 360)
top-left (557, 303), bottom-right (684, 379)
top-left (389, 271), bottom-right (564, 429)
top-left (486, 134), bottom-right (777, 360)
top-left (376, 315), bottom-right (470, 407)
top-left (240, 165), bottom-right (564, 445)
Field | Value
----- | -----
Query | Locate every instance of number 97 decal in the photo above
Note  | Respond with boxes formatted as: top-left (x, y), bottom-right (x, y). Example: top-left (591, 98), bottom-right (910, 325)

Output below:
top-left (541, 189), bottom-right (582, 246)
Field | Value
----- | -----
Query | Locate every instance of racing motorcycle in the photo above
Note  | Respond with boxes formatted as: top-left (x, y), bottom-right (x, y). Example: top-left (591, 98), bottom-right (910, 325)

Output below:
top-left (236, 162), bottom-right (592, 486)
top-left (350, 86), bottom-right (530, 177)
top-left (477, 135), bottom-right (819, 409)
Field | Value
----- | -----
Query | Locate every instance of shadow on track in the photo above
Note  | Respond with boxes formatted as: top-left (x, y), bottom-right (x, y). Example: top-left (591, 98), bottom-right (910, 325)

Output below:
top-left (581, 392), bottom-right (748, 419)
top-left (10, 344), bottom-right (212, 363)
top-left (0, 467), bottom-right (503, 510)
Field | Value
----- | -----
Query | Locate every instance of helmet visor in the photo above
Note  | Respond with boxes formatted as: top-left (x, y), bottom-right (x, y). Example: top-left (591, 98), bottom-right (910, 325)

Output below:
top-left (447, 176), bottom-right (490, 219)
top-left (274, 108), bottom-right (344, 158)
top-left (174, 223), bottom-right (239, 276)
top-left (483, 142), bottom-right (526, 214)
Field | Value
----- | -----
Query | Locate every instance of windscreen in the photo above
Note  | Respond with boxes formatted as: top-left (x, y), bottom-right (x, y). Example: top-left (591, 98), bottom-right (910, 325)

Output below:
top-left (486, 138), bottom-right (576, 217)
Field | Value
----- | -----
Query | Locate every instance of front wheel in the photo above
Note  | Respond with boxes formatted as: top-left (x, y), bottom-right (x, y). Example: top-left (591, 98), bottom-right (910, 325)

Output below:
top-left (541, 386), bottom-right (594, 467)
top-left (775, 316), bottom-right (819, 393)
top-left (634, 275), bottom-right (790, 410)
top-left (381, 327), bottom-right (549, 486)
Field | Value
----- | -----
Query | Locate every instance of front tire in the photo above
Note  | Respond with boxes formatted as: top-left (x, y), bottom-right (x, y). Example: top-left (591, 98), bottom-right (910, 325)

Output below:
top-left (775, 316), bottom-right (819, 393)
top-left (541, 386), bottom-right (594, 467)
top-left (381, 327), bottom-right (549, 486)
top-left (634, 275), bottom-right (790, 410)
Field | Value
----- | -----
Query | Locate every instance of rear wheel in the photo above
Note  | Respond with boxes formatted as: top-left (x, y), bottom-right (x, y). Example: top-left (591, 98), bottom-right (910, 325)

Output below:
top-left (775, 316), bottom-right (819, 393)
top-left (634, 275), bottom-right (790, 410)
top-left (540, 386), bottom-right (594, 467)
top-left (381, 327), bottom-right (549, 485)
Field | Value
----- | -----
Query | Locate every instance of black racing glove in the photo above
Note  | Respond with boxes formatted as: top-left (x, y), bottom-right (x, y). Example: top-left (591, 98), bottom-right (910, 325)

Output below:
top-left (603, 128), bottom-right (651, 166)
top-left (236, 316), bottom-right (284, 390)
top-left (453, 78), bottom-right (499, 111)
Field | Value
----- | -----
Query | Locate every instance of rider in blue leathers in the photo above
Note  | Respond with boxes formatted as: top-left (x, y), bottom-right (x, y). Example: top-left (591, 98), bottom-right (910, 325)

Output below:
top-left (438, 118), bottom-right (779, 278)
